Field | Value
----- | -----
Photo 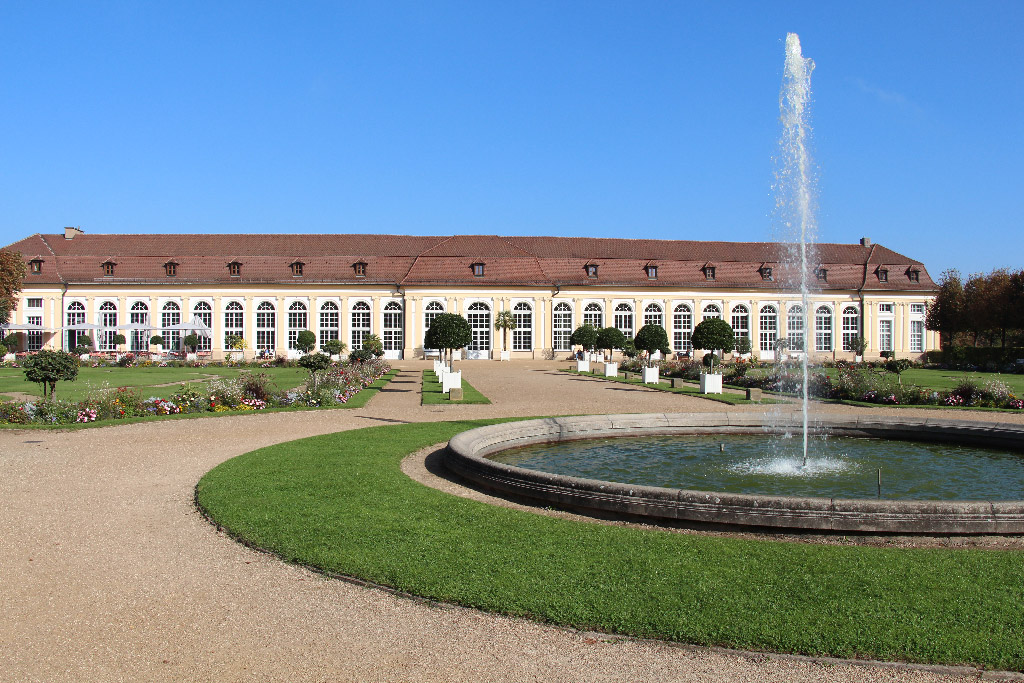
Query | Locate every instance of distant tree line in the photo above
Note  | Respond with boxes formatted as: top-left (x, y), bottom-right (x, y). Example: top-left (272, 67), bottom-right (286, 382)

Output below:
top-left (927, 268), bottom-right (1024, 349)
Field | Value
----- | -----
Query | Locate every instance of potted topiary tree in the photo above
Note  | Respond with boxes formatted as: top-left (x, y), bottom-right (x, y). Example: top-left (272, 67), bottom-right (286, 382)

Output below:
top-left (182, 333), bottom-right (201, 362)
top-left (736, 335), bottom-right (752, 359)
top-left (595, 326), bottom-right (626, 376)
top-left (2, 332), bottom-right (19, 361)
top-left (690, 318), bottom-right (735, 394)
top-left (569, 324), bottom-right (598, 372)
top-left (111, 333), bottom-right (127, 360)
top-left (225, 334), bottom-right (247, 362)
top-left (75, 334), bottom-right (94, 361)
top-left (633, 324), bottom-right (671, 384)
top-left (424, 313), bottom-right (472, 373)
top-left (322, 338), bottom-right (346, 361)
top-left (493, 310), bottom-right (515, 361)
top-left (295, 330), bottom-right (317, 356)
top-left (362, 333), bottom-right (385, 358)
top-left (149, 334), bottom-right (165, 359)
top-left (849, 335), bottom-right (867, 363)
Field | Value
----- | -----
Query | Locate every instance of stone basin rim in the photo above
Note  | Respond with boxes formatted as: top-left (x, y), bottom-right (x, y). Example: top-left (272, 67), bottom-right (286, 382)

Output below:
top-left (444, 413), bottom-right (1024, 535)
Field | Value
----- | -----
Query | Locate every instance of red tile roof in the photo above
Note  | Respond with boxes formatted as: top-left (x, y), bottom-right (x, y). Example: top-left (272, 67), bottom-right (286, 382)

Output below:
top-left (2, 232), bottom-right (935, 292)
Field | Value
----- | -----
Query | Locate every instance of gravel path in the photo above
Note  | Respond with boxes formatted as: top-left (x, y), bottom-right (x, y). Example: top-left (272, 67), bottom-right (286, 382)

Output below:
top-left (1, 360), bottom-right (1020, 683)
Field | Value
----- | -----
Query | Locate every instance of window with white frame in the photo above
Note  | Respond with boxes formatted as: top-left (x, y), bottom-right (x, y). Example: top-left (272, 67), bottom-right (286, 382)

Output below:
top-left (759, 305), bottom-right (778, 352)
top-left (614, 303), bottom-right (634, 339)
top-left (583, 302), bottom-right (603, 328)
top-left (702, 303), bottom-right (721, 320)
top-left (878, 319), bottom-right (893, 352)
top-left (731, 305), bottom-right (749, 348)
top-left (287, 301), bottom-right (308, 350)
top-left (673, 304), bottom-right (692, 354)
top-left (467, 302), bottom-right (491, 351)
top-left (814, 305), bottom-right (832, 352)
top-left (255, 301), bottom-right (276, 354)
top-left (130, 301), bottom-right (149, 351)
top-left (787, 305), bottom-right (804, 351)
top-left (27, 298), bottom-right (42, 309)
top-left (643, 303), bottom-right (663, 328)
top-left (512, 302), bottom-right (532, 351)
top-left (27, 315), bottom-right (43, 351)
top-left (98, 301), bottom-right (118, 351)
top-left (66, 301), bottom-right (86, 350)
top-left (162, 302), bottom-right (181, 351)
top-left (911, 303), bottom-right (925, 315)
top-left (319, 301), bottom-right (339, 348)
top-left (910, 320), bottom-right (924, 352)
top-left (879, 303), bottom-right (893, 313)
top-left (841, 306), bottom-right (859, 351)
top-left (224, 302), bottom-right (244, 349)
top-left (423, 301), bottom-right (444, 346)
top-left (350, 301), bottom-right (371, 350)
top-left (193, 301), bottom-right (212, 352)
top-left (552, 302), bottom-right (572, 352)
top-left (383, 301), bottom-right (403, 351)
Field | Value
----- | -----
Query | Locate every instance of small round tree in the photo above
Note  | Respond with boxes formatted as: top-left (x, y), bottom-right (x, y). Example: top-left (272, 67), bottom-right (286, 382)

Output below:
top-left (595, 327), bottom-right (626, 360)
top-left (23, 349), bottom-right (79, 397)
top-left (690, 318), bottom-right (735, 373)
top-left (298, 351), bottom-right (332, 373)
top-left (322, 338), bottom-right (346, 357)
top-left (633, 324), bottom-right (671, 368)
top-left (2, 332), bottom-right (19, 355)
top-left (149, 334), bottom-right (165, 349)
top-left (493, 310), bottom-right (516, 353)
top-left (362, 333), bottom-right (385, 357)
top-left (736, 336), bottom-right (752, 356)
top-left (424, 313), bottom-right (472, 370)
top-left (295, 330), bottom-right (317, 354)
top-left (182, 333), bottom-right (200, 353)
top-left (569, 324), bottom-right (598, 356)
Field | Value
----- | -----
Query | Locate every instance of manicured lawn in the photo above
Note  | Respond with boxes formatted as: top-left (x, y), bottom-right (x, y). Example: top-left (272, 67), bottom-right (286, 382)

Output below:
top-left (0, 365), bottom-right (307, 401)
top-left (421, 370), bottom-right (491, 404)
top-left (196, 420), bottom-right (1024, 672)
top-left (562, 369), bottom-right (781, 406)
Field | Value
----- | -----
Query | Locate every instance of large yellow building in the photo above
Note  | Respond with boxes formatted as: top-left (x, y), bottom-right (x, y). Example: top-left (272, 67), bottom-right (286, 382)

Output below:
top-left (2, 228), bottom-right (937, 360)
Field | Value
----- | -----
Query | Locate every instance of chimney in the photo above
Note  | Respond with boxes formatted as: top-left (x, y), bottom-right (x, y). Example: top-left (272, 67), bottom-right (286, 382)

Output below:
top-left (860, 237), bottom-right (871, 247)
top-left (64, 226), bottom-right (84, 240)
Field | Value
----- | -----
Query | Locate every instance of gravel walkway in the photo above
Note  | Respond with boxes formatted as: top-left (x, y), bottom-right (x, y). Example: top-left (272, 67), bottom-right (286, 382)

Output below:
top-left (1, 360), bottom-right (1020, 683)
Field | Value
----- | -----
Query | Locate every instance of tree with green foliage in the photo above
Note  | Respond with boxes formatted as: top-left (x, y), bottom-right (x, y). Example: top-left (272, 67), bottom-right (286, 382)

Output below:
top-left (111, 333), bottom-right (127, 349)
top-left (348, 348), bottom-right (375, 363)
top-left (298, 351), bottom-right (332, 373)
top-left (632, 324), bottom-right (670, 368)
top-left (0, 249), bottom-right (27, 325)
top-left (690, 318), bottom-right (735, 373)
top-left (322, 338), bottom-right (346, 356)
top-left (149, 334), bottom-right (165, 348)
top-left (885, 357), bottom-right (914, 384)
top-left (2, 332), bottom-right (19, 354)
top-left (493, 310), bottom-right (516, 352)
top-left (182, 333), bottom-right (200, 352)
top-left (295, 330), bottom-right (317, 354)
top-left (736, 336), bottom-right (752, 356)
top-left (362, 333), bottom-right (384, 357)
top-left (23, 349), bottom-right (79, 397)
top-left (425, 313), bottom-right (472, 370)
top-left (569, 324), bottom-right (598, 355)
top-left (595, 327), bottom-right (626, 359)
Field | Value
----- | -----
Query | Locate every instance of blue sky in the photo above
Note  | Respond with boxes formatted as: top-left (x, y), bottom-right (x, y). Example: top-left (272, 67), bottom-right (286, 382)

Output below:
top-left (2, 2), bottom-right (1021, 278)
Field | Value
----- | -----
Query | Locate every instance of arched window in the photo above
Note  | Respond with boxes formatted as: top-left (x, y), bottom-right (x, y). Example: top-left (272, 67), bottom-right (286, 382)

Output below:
top-left (467, 302), bottom-right (491, 351)
top-left (643, 303), bottom-right (663, 328)
top-left (423, 301), bottom-right (444, 347)
top-left (98, 301), bottom-right (118, 351)
top-left (787, 305), bottom-right (804, 351)
top-left (614, 303), bottom-right (634, 339)
top-left (66, 301), bottom-right (86, 351)
top-left (673, 304), bottom-right (692, 354)
top-left (256, 301), bottom-right (276, 354)
top-left (287, 301), bottom-right (308, 350)
top-left (702, 303), bottom-right (721, 321)
top-left (224, 301), bottom-right (244, 349)
top-left (319, 301), bottom-right (340, 348)
top-left (759, 305), bottom-right (778, 352)
top-left (193, 301), bottom-right (212, 352)
top-left (130, 301), bottom-right (149, 351)
top-left (162, 302), bottom-right (181, 352)
top-left (730, 305), bottom-right (749, 348)
top-left (350, 301), bottom-right (371, 350)
top-left (512, 302), bottom-right (532, 351)
top-left (815, 305), bottom-right (832, 352)
top-left (841, 306), bottom-right (860, 351)
top-left (583, 302), bottom-right (603, 329)
top-left (382, 301), bottom-right (403, 352)
top-left (552, 302), bottom-right (573, 352)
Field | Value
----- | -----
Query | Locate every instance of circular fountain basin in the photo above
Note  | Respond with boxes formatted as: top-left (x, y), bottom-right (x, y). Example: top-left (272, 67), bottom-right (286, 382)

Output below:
top-left (444, 413), bottom-right (1024, 534)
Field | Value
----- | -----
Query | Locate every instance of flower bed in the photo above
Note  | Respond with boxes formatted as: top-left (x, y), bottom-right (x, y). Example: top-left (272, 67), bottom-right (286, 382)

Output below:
top-left (0, 358), bottom-right (391, 426)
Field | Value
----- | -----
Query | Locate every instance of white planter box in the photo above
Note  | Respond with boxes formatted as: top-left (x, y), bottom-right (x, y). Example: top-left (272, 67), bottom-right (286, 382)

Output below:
top-left (80, 353), bottom-right (91, 362)
top-left (499, 350), bottom-right (511, 361)
top-left (604, 361), bottom-right (619, 377)
top-left (441, 370), bottom-right (462, 393)
top-left (576, 359), bottom-right (590, 373)
top-left (589, 353), bottom-right (601, 362)
top-left (433, 360), bottom-right (446, 376)
top-left (2, 353), bottom-right (15, 362)
top-left (641, 366), bottom-right (660, 384)
top-left (699, 373), bottom-right (723, 394)
top-left (854, 355), bottom-right (863, 363)
top-left (186, 353), bottom-right (198, 362)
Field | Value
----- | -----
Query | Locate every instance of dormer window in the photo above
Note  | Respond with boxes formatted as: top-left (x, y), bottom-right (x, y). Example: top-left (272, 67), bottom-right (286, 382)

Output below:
top-left (704, 265), bottom-right (716, 281)
top-left (472, 263), bottom-right (485, 277)
top-left (878, 268), bottom-right (888, 283)
top-left (102, 261), bottom-right (115, 277)
top-left (228, 261), bottom-right (241, 277)
top-left (29, 259), bottom-right (42, 274)
top-left (353, 261), bottom-right (367, 278)
top-left (586, 264), bottom-right (598, 278)
top-left (760, 266), bottom-right (773, 281)
top-left (816, 268), bottom-right (827, 282)
top-left (645, 265), bottom-right (657, 280)
top-left (290, 261), bottom-right (304, 277)
top-left (907, 269), bottom-right (920, 283)
top-left (164, 261), bottom-right (177, 277)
